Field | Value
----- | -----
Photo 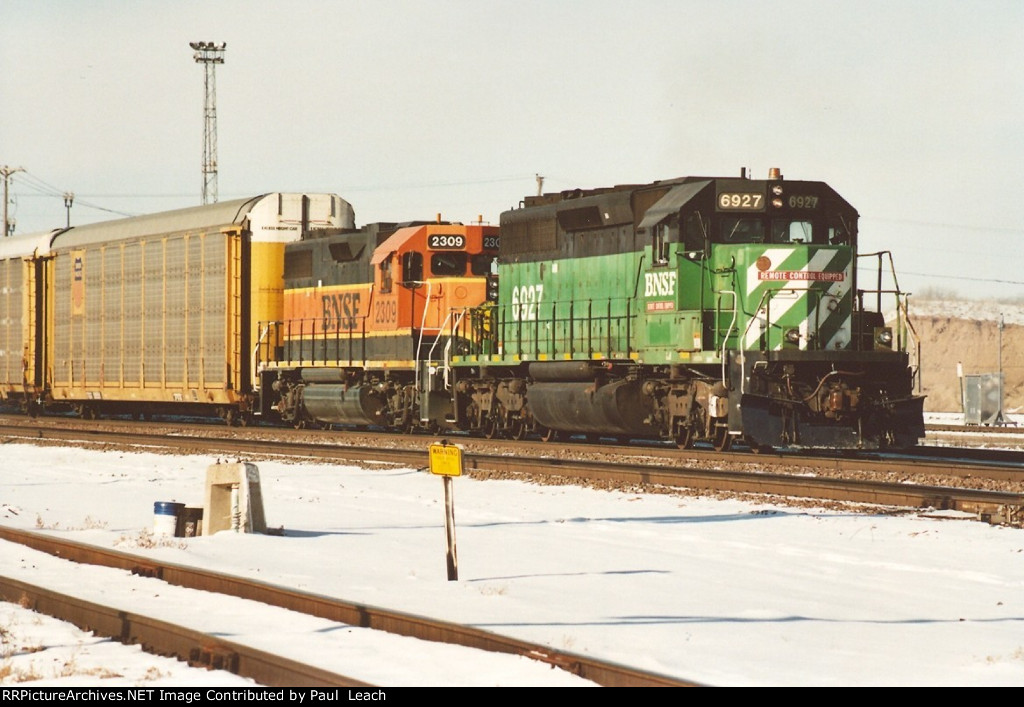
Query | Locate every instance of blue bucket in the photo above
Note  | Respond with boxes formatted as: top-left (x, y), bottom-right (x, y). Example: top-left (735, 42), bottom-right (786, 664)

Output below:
top-left (154, 501), bottom-right (185, 536)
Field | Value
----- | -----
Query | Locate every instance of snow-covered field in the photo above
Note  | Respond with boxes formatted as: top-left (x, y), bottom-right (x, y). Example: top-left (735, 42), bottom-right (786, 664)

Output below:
top-left (2, 442), bottom-right (1024, 687)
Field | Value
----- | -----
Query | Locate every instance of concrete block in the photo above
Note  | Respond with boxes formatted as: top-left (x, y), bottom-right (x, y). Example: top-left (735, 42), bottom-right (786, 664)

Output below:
top-left (202, 461), bottom-right (267, 536)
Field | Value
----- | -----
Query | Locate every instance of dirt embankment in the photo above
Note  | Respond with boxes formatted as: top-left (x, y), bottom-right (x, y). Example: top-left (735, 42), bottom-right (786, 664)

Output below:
top-left (911, 314), bottom-right (1023, 414)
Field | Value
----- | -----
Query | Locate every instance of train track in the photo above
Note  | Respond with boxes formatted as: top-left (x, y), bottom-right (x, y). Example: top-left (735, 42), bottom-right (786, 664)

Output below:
top-left (3, 415), bottom-right (1023, 684)
top-left (0, 526), bottom-right (696, 687)
top-left (2, 418), bottom-right (1024, 526)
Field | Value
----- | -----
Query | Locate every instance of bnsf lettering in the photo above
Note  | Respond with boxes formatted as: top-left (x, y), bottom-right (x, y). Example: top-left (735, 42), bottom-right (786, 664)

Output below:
top-left (511, 284), bottom-right (543, 321)
top-left (321, 292), bottom-right (362, 332)
top-left (644, 271), bottom-right (677, 298)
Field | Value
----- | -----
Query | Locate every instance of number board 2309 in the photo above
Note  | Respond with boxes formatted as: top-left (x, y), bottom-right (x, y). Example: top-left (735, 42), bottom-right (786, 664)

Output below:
top-left (428, 234), bottom-right (466, 250)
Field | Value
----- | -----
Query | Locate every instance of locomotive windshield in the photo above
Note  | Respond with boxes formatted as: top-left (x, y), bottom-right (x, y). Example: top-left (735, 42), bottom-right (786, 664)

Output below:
top-left (718, 217), bottom-right (842, 245)
top-left (772, 219), bottom-right (814, 244)
top-left (470, 254), bottom-right (495, 276)
top-left (721, 217), bottom-right (766, 243)
top-left (431, 252), bottom-right (468, 276)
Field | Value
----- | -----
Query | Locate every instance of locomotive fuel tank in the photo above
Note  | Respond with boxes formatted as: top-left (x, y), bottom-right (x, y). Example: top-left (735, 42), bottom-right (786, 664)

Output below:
top-left (527, 379), bottom-right (661, 437)
top-left (300, 383), bottom-right (387, 426)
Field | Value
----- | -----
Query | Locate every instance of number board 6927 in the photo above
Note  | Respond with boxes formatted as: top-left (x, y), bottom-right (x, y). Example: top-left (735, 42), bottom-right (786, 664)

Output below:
top-left (428, 234), bottom-right (466, 250)
top-left (718, 192), bottom-right (765, 211)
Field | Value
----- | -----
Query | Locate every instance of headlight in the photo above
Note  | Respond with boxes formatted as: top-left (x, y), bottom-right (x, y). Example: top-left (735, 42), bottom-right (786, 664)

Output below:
top-left (875, 327), bottom-right (894, 349)
top-left (785, 328), bottom-right (801, 344)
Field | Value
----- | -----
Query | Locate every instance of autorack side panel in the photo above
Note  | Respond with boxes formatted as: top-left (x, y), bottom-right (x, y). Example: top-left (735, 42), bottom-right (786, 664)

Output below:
top-left (0, 232), bottom-right (57, 405)
top-left (0, 249), bottom-right (28, 400)
top-left (51, 228), bottom-right (240, 404)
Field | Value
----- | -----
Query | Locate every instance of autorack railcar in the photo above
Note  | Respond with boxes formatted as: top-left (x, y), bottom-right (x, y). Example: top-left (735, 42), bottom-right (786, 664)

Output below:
top-left (30, 193), bottom-right (354, 423)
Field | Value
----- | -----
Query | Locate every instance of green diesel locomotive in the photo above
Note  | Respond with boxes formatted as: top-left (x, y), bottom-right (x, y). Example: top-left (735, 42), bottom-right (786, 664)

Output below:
top-left (447, 169), bottom-right (924, 450)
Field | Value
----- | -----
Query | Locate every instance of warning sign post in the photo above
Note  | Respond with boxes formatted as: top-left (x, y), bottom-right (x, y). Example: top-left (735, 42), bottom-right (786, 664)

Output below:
top-left (429, 440), bottom-right (463, 581)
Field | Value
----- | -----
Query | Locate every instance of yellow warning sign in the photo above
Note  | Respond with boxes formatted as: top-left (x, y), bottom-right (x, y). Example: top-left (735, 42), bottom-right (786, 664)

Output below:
top-left (429, 442), bottom-right (463, 477)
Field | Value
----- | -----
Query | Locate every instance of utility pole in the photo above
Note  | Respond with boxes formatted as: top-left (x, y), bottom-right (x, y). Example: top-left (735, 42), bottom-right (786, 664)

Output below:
top-left (995, 314), bottom-right (1007, 426)
top-left (190, 41), bottom-right (226, 205)
top-left (2, 166), bottom-right (24, 237)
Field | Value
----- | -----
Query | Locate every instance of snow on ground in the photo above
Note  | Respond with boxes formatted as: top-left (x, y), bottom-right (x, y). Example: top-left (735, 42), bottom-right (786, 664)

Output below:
top-left (1, 442), bottom-right (1024, 687)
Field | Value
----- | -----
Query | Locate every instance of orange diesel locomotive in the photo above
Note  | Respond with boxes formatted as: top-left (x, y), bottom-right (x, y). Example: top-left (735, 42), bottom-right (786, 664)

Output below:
top-left (257, 220), bottom-right (499, 430)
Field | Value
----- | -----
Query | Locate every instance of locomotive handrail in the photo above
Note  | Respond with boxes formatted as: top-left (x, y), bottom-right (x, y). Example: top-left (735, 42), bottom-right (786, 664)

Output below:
top-left (253, 322), bottom-right (280, 385)
top-left (492, 296), bottom-right (635, 361)
top-left (430, 306), bottom-right (469, 391)
top-left (856, 250), bottom-right (904, 314)
top-left (412, 280), bottom-right (434, 396)
top-left (717, 290), bottom-right (738, 388)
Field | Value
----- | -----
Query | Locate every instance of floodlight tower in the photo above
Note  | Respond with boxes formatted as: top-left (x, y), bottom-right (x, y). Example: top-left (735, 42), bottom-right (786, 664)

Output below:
top-left (1, 166), bottom-right (24, 237)
top-left (190, 41), bottom-right (226, 205)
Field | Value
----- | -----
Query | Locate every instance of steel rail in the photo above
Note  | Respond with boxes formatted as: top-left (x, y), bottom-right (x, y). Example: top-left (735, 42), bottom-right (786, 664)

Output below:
top-left (0, 574), bottom-right (373, 687)
top-left (0, 527), bottom-right (697, 687)
top-left (2, 422), bottom-right (1022, 525)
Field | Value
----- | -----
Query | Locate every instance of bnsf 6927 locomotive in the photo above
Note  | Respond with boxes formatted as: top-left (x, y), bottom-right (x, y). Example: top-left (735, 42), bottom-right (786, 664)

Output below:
top-left (446, 169), bottom-right (924, 450)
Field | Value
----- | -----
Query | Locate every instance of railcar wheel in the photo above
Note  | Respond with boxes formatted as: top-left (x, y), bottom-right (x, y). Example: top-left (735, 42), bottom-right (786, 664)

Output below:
top-left (483, 415), bottom-right (500, 439)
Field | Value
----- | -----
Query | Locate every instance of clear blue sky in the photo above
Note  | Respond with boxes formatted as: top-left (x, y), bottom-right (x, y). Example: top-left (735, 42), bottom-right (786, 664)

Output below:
top-left (2, 0), bottom-right (1022, 300)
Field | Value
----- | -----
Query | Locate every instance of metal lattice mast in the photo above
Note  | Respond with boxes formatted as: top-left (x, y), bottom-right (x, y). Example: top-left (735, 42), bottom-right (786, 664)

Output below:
top-left (190, 41), bottom-right (226, 205)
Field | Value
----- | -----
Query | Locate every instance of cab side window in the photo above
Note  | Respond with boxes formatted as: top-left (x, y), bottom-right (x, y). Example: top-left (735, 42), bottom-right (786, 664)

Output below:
top-left (402, 251), bottom-right (423, 284)
top-left (379, 256), bottom-right (393, 294)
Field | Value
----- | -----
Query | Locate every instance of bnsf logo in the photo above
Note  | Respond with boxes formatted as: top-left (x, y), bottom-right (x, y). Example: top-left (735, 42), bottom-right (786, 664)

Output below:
top-left (322, 292), bottom-right (362, 332)
top-left (644, 271), bottom-right (677, 298)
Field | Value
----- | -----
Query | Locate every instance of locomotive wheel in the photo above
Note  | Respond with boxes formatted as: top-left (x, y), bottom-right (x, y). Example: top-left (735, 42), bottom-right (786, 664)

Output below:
top-left (483, 415), bottom-right (500, 439)
top-left (675, 424), bottom-right (696, 450)
top-left (510, 418), bottom-right (529, 441)
top-left (712, 424), bottom-right (732, 452)
top-left (539, 425), bottom-right (563, 443)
